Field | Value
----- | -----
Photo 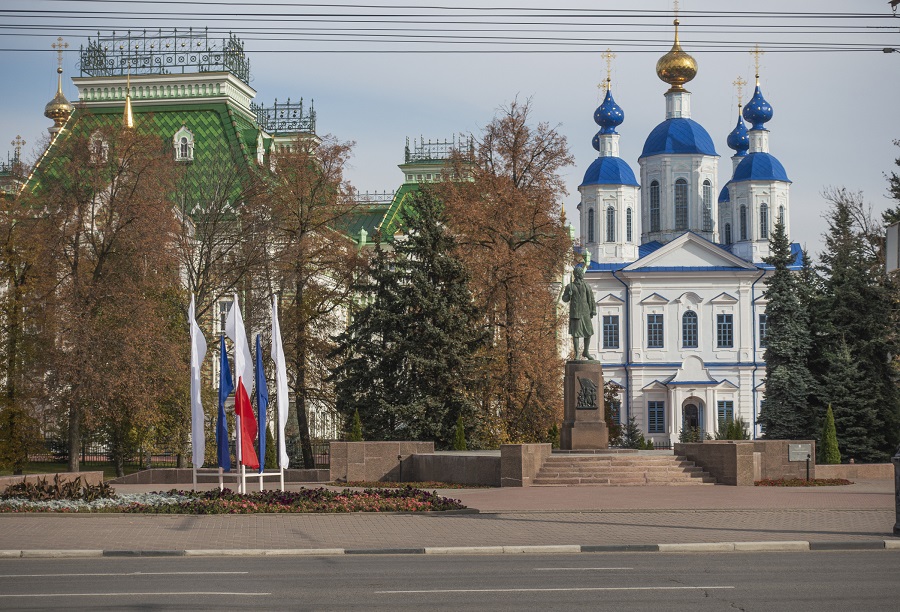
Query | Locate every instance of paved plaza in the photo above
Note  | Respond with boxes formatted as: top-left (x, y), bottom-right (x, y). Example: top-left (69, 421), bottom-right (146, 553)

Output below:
top-left (1, 480), bottom-right (896, 554)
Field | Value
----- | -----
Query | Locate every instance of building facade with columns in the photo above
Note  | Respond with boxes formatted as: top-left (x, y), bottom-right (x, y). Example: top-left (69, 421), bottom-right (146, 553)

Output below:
top-left (576, 21), bottom-right (799, 444)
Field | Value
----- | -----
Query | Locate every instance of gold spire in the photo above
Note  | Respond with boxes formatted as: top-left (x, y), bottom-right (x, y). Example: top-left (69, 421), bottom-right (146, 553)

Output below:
top-left (123, 71), bottom-right (134, 129)
top-left (655, 18), bottom-right (698, 93)
top-left (44, 37), bottom-right (73, 134)
top-left (751, 44), bottom-right (765, 84)
top-left (602, 48), bottom-right (616, 91)
top-left (11, 135), bottom-right (25, 162)
top-left (733, 76), bottom-right (748, 108)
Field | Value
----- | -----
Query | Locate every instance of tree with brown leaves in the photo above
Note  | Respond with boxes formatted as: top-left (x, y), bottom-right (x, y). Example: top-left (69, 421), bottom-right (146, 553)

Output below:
top-left (437, 98), bottom-right (573, 444)
top-left (27, 122), bottom-right (187, 475)
top-left (266, 136), bottom-right (365, 468)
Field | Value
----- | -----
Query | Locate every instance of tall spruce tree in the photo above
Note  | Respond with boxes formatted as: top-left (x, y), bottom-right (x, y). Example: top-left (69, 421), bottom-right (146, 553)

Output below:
top-left (331, 189), bottom-right (487, 448)
top-left (814, 189), bottom-right (899, 460)
top-left (758, 219), bottom-right (816, 439)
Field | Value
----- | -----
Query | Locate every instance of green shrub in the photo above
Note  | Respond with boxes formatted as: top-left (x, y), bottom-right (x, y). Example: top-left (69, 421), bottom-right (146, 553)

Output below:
top-left (679, 426), bottom-right (711, 443)
top-left (347, 409), bottom-right (363, 442)
top-left (453, 415), bottom-right (467, 451)
top-left (715, 417), bottom-right (751, 440)
top-left (819, 404), bottom-right (841, 465)
top-left (264, 426), bottom-right (278, 469)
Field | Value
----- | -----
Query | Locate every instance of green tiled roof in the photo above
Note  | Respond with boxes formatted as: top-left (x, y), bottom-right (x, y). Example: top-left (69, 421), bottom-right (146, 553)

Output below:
top-left (27, 102), bottom-right (262, 206)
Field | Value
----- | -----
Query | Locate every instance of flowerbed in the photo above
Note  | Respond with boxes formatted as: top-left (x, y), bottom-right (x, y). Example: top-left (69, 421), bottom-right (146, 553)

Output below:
top-left (755, 478), bottom-right (853, 487)
top-left (0, 487), bottom-right (467, 514)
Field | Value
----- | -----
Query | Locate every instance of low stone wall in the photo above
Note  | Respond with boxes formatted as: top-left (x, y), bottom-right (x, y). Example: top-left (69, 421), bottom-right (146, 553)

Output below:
top-left (107, 468), bottom-right (329, 485)
top-left (329, 441), bottom-right (434, 482)
top-left (675, 441), bottom-right (755, 486)
top-left (0, 471), bottom-right (104, 489)
top-left (815, 463), bottom-right (894, 480)
top-left (500, 443), bottom-right (552, 487)
top-left (407, 454), bottom-right (501, 486)
top-left (675, 440), bottom-right (817, 486)
top-left (753, 440), bottom-right (817, 481)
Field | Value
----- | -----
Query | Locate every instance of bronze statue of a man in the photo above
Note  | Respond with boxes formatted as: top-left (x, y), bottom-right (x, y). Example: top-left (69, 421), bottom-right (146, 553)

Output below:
top-left (562, 265), bottom-right (597, 360)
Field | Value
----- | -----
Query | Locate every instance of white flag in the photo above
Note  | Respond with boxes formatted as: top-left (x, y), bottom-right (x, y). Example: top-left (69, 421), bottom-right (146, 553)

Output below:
top-left (224, 292), bottom-right (254, 395)
top-left (271, 298), bottom-right (290, 469)
top-left (189, 294), bottom-right (207, 469)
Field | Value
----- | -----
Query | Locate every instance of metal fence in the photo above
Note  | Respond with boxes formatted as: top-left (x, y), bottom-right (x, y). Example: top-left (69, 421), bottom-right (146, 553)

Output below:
top-left (28, 438), bottom-right (182, 470)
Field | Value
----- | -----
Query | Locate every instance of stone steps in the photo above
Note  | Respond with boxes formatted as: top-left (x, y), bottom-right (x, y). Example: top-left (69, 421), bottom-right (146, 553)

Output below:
top-left (532, 454), bottom-right (717, 486)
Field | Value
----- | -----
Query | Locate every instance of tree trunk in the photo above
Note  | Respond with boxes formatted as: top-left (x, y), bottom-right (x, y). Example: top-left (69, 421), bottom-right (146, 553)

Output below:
top-left (67, 407), bottom-right (80, 472)
top-left (293, 282), bottom-right (315, 469)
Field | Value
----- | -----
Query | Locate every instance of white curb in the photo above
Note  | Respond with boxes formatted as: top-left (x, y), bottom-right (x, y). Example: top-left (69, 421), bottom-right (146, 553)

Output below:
top-left (884, 540), bottom-right (900, 550)
top-left (733, 541), bottom-right (810, 552)
top-left (501, 545), bottom-right (582, 554)
top-left (20, 549), bottom-right (103, 558)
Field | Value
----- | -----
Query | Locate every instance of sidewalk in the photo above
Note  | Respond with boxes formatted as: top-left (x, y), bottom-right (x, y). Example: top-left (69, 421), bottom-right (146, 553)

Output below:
top-left (1, 480), bottom-right (896, 554)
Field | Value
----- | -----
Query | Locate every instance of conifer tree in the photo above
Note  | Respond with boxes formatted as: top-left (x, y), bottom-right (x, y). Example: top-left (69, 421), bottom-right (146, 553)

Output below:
top-left (814, 189), bottom-right (899, 459)
top-left (759, 219), bottom-right (816, 439)
top-left (347, 409), bottom-right (363, 442)
top-left (332, 189), bottom-right (487, 448)
top-left (453, 414), bottom-right (467, 451)
top-left (819, 404), bottom-right (841, 465)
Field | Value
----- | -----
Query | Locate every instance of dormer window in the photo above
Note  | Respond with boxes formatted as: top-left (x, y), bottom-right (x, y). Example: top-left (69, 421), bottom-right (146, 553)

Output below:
top-left (173, 126), bottom-right (194, 162)
top-left (89, 130), bottom-right (108, 164)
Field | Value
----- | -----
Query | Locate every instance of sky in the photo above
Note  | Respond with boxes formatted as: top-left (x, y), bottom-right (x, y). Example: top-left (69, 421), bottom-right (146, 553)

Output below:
top-left (2, 0), bottom-right (899, 257)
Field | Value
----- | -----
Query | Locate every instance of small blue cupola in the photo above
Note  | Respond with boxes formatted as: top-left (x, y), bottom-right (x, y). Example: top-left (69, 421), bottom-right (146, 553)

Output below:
top-left (726, 113), bottom-right (750, 157)
top-left (742, 83), bottom-right (773, 130)
top-left (594, 89), bottom-right (624, 135)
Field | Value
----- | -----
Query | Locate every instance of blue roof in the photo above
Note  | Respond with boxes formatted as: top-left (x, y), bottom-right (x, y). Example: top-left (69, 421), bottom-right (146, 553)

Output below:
top-left (640, 118), bottom-right (718, 159)
top-left (726, 114), bottom-right (750, 155)
top-left (743, 84), bottom-right (773, 131)
top-left (639, 241), bottom-right (664, 257)
top-left (594, 89), bottom-right (624, 136)
top-left (580, 156), bottom-right (639, 187)
top-left (718, 184), bottom-right (730, 203)
top-left (732, 152), bottom-right (791, 183)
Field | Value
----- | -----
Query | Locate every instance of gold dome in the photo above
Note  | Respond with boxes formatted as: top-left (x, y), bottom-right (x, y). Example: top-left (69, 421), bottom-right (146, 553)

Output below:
top-left (656, 19), bottom-right (698, 93)
top-left (44, 67), bottom-right (73, 132)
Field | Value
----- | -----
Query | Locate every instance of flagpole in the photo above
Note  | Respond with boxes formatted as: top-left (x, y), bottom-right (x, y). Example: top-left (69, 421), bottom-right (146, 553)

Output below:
top-left (236, 413), bottom-right (242, 493)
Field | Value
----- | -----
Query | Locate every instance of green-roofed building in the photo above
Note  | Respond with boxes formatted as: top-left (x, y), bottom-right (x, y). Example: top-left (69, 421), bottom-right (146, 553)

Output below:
top-left (26, 29), bottom-right (318, 202)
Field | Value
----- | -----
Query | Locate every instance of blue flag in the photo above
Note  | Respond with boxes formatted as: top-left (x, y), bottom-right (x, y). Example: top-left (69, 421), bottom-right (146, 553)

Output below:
top-left (217, 335), bottom-right (234, 471)
top-left (255, 334), bottom-right (269, 473)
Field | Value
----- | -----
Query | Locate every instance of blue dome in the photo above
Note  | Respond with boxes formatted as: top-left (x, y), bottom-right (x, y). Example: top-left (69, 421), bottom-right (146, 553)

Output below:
top-left (640, 118), bottom-right (718, 159)
top-left (726, 114), bottom-right (749, 156)
top-left (591, 130), bottom-right (602, 152)
top-left (732, 152), bottom-right (790, 183)
top-left (718, 184), bottom-right (730, 203)
top-left (594, 89), bottom-right (624, 136)
top-left (580, 156), bottom-right (639, 188)
top-left (742, 84), bottom-right (773, 130)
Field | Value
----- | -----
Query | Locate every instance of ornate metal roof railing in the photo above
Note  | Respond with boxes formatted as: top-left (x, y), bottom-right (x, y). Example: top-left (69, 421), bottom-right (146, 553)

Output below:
top-left (251, 98), bottom-right (316, 135)
top-left (0, 151), bottom-right (21, 176)
top-left (79, 28), bottom-right (251, 85)
top-left (404, 136), bottom-right (474, 163)
top-left (354, 190), bottom-right (396, 205)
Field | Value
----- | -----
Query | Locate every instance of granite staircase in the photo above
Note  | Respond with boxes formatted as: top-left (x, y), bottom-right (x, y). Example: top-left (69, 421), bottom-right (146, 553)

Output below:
top-left (532, 454), bottom-right (716, 486)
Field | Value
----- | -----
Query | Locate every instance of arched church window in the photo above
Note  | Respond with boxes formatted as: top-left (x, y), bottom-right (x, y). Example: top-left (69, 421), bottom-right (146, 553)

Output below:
top-left (724, 223), bottom-right (732, 245)
top-left (760, 203), bottom-right (769, 239)
top-left (626, 208), bottom-right (633, 242)
top-left (740, 205), bottom-right (748, 240)
top-left (650, 181), bottom-right (660, 232)
top-left (173, 126), bottom-right (194, 162)
top-left (606, 206), bottom-right (615, 242)
top-left (702, 180), bottom-right (713, 232)
top-left (674, 178), bottom-right (688, 230)
top-left (587, 208), bottom-right (595, 243)
top-left (89, 130), bottom-right (108, 164)
top-left (778, 205), bottom-right (785, 224)
top-left (682, 311), bottom-right (698, 348)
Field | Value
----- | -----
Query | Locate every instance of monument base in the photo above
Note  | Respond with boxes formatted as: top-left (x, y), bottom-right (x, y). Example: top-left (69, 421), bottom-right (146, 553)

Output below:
top-left (560, 360), bottom-right (608, 450)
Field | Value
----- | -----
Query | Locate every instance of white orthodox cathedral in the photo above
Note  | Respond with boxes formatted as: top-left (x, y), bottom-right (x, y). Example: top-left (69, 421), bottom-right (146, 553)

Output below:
top-left (577, 21), bottom-right (799, 444)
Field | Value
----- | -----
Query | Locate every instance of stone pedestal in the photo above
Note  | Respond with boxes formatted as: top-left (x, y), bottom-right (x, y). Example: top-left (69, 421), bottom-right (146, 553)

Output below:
top-left (560, 361), bottom-right (608, 450)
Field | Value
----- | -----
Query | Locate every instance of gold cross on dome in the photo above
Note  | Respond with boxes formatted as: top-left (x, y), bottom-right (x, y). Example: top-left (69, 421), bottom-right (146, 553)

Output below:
top-left (751, 44), bottom-right (765, 80)
top-left (673, 0), bottom-right (680, 19)
top-left (602, 48), bottom-right (616, 90)
top-left (51, 36), bottom-right (68, 70)
top-left (11, 135), bottom-right (25, 159)
top-left (733, 76), bottom-right (747, 106)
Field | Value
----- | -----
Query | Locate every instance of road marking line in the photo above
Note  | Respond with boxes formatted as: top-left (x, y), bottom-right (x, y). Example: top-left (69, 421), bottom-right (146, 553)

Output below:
top-left (534, 568), bottom-right (632, 571)
top-left (0, 572), bottom-right (249, 578)
top-left (376, 586), bottom-right (734, 594)
top-left (0, 592), bottom-right (270, 598)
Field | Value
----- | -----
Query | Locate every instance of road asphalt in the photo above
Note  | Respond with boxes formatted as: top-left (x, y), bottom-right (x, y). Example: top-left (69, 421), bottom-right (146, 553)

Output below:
top-left (0, 479), bottom-right (897, 556)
